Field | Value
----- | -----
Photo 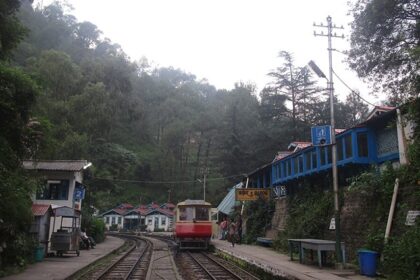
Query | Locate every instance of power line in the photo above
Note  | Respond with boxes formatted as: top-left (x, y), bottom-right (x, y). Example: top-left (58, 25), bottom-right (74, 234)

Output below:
top-left (332, 70), bottom-right (377, 107)
top-left (91, 174), bottom-right (244, 184)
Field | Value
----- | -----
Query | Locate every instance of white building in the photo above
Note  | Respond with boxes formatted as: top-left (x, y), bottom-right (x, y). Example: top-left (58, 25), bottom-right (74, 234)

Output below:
top-left (145, 208), bottom-right (174, 232)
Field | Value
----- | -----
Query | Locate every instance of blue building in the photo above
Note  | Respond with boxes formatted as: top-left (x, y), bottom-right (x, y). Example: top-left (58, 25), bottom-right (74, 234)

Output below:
top-left (245, 106), bottom-right (412, 195)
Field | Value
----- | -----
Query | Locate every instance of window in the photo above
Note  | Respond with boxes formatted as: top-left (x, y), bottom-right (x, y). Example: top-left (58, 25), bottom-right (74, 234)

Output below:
top-left (345, 134), bottom-right (353, 158)
top-left (305, 153), bottom-right (311, 170)
top-left (118, 217), bottom-right (122, 224)
top-left (161, 217), bottom-right (166, 225)
top-left (298, 156), bottom-right (303, 173)
top-left (312, 150), bottom-right (317, 169)
top-left (106, 217), bottom-right (110, 224)
top-left (36, 180), bottom-right (69, 200)
top-left (357, 132), bottom-right (368, 157)
top-left (281, 162), bottom-right (286, 178)
top-left (196, 207), bottom-right (209, 221)
top-left (293, 157), bottom-right (298, 174)
top-left (148, 219), bottom-right (152, 225)
top-left (327, 146), bottom-right (332, 164)
top-left (111, 217), bottom-right (116, 224)
top-left (321, 147), bottom-right (326, 165)
top-left (337, 138), bottom-right (344, 160)
top-left (179, 207), bottom-right (194, 221)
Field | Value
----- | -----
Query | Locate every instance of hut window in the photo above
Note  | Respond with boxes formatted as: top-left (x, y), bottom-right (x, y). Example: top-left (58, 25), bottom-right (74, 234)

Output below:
top-left (36, 180), bottom-right (69, 200)
top-left (345, 134), bottom-right (353, 158)
top-left (337, 138), bottom-right (344, 161)
top-left (357, 132), bottom-right (368, 157)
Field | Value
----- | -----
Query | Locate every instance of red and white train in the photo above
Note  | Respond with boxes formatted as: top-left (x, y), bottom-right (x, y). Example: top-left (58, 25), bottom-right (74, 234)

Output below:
top-left (174, 199), bottom-right (212, 249)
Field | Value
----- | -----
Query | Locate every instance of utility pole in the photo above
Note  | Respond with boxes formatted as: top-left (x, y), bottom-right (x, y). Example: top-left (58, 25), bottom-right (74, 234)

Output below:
top-left (167, 189), bottom-right (171, 203)
top-left (200, 167), bottom-right (209, 202)
top-left (313, 16), bottom-right (344, 265)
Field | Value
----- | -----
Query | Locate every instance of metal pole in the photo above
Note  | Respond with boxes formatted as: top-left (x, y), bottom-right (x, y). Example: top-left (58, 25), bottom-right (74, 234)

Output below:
top-left (203, 172), bottom-right (206, 202)
top-left (326, 15), bottom-right (342, 264)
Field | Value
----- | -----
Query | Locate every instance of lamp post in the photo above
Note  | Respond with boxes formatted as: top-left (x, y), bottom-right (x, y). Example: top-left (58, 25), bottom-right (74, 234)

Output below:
top-left (308, 58), bottom-right (342, 264)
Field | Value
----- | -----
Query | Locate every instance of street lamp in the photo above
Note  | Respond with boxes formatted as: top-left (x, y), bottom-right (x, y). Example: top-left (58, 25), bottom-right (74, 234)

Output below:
top-left (308, 59), bottom-right (342, 264)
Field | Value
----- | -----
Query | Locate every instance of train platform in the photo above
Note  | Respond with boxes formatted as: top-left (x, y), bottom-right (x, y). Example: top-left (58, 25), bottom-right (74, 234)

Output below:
top-left (212, 239), bottom-right (371, 280)
top-left (3, 235), bottom-right (124, 280)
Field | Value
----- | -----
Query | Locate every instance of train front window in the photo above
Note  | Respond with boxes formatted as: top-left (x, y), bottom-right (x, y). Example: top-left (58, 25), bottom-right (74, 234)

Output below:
top-left (195, 207), bottom-right (209, 221)
top-left (179, 207), bottom-right (194, 221)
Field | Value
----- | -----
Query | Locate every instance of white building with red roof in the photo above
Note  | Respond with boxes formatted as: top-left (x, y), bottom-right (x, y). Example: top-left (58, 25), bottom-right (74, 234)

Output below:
top-left (100, 202), bottom-right (174, 231)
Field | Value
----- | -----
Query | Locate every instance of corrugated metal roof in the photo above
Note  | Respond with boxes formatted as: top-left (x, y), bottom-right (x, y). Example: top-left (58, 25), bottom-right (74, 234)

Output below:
top-left (23, 160), bottom-right (89, 171)
top-left (146, 208), bottom-right (174, 217)
top-left (32, 204), bottom-right (52, 216)
top-left (217, 183), bottom-right (243, 215)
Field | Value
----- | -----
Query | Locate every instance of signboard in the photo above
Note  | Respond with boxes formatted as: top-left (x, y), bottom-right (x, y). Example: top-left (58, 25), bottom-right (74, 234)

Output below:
top-left (405, 210), bottom-right (420, 226)
top-left (329, 218), bottom-right (336, 230)
top-left (235, 188), bottom-right (270, 201)
top-left (273, 186), bottom-right (287, 198)
top-left (311, 125), bottom-right (332, 145)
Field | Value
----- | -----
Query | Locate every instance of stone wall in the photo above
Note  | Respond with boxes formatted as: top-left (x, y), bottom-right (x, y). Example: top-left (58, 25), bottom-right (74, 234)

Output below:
top-left (265, 197), bottom-right (288, 239)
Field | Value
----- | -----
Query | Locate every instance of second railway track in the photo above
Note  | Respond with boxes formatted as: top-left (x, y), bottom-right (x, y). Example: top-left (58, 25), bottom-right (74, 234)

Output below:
top-left (177, 251), bottom-right (260, 280)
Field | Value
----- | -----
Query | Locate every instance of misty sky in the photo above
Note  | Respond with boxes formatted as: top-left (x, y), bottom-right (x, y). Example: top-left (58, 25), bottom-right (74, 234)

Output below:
top-left (36, 0), bottom-right (380, 105)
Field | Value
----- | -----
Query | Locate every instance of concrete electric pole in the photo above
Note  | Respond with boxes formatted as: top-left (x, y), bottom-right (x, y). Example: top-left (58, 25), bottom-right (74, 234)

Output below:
top-left (313, 15), bottom-right (344, 265)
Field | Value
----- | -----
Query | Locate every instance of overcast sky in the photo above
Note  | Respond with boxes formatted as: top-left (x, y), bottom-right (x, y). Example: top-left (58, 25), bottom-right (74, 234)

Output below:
top-left (37, 0), bottom-right (380, 105)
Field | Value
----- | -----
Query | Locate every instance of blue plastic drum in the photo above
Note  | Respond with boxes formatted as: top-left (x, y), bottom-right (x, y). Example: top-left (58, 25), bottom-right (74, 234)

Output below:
top-left (358, 249), bottom-right (378, 277)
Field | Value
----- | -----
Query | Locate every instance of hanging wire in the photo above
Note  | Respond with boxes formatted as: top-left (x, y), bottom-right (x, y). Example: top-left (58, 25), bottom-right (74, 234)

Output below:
top-left (332, 70), bottom-right (377, 107)
top-left (91, 173), bottom-right (244, 184)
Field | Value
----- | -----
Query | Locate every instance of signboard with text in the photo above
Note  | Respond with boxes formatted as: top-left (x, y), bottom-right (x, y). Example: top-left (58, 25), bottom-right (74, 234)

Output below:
top-left (405, 210), bottom-right (420, 226)
top-left (235, 188), bottom-right (270, 201)
top-left (311, 125), bottom-right (332, 145)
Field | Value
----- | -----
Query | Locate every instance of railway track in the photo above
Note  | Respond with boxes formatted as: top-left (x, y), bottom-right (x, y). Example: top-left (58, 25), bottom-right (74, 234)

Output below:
top-left (93, 236), bottom-right (152, 280)
top-left (71, 233), bottom-right (180, 280)
top-left (177, 251), bottom-right (260, 280)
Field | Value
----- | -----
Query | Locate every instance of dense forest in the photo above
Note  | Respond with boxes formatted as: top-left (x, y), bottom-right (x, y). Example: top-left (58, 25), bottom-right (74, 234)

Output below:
top-left (1, 0), bottom-right (418, 274)
top-left (3, 1), bottom-right (375, 211)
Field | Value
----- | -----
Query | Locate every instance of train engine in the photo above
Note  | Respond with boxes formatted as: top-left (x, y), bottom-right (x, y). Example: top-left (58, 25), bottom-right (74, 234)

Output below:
top-left (174, 199), bottom-right (212, 250)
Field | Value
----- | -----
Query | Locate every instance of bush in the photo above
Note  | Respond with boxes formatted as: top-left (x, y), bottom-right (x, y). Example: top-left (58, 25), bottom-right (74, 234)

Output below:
top-left (90, 218), bottom-right (105, 243)
top-left (109, 224), bottom-right (118, 231)
top-left (382, 223), bottom-right (420, 280)
top-left (243, 198), bottom-right (275, 244)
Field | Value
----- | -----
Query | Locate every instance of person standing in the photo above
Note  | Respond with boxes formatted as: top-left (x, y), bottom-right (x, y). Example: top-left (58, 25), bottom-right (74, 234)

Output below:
top-left (228, 220), bottom-right (237, 247)
top-left (236, 215), bottom-right (242, 244)
top-left (220, 218), bottom-right (227, 240)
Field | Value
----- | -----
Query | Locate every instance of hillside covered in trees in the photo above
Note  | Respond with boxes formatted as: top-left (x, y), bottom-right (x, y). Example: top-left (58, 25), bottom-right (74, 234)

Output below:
top-left (6, 1), bottom-right (375, 211)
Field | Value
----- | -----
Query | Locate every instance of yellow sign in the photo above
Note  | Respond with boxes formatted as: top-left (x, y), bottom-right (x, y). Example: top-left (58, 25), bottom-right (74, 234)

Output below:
top-left (235, 188), bottom-right (270, 201)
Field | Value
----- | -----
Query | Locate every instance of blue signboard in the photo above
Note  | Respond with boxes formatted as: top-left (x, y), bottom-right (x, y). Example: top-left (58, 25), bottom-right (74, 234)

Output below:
top-left (311, 125), bottom-right (332, 145)
top-left (74, 182), bottom-right (85, 200)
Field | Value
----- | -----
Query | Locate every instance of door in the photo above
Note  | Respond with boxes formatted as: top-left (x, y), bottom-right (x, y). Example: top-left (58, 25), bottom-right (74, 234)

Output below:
top-left (154, 217), bottom-right (159, 230)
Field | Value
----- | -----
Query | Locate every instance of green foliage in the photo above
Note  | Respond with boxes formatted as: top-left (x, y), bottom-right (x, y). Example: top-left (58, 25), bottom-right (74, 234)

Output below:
top-left (282, 188), bottom-right (333, 244)
top-left (0, 167), bottom-right (38, 270)
top-left (349, 0), bottom-right (420, 103)
top-left (89, 218), bottom-right (106, 243)
top-left (109, 224), bottom-right (118, 231)
top-left (243, 198), bottom-right (275, 244)
top-left (382, 223), bottom-right (420, 280)
top-left (0, 0), bottom-right (27, 59)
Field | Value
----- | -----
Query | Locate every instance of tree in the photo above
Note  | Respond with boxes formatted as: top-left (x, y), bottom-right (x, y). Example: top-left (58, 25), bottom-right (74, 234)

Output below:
top-left (348, 0), bottom-right (420, 104)
top-left (0, 0), bottom-right (40, 270)
top-left (266, 51), bottom-right (321, 139)
top-left (0, 0), bottom-right (27, 59)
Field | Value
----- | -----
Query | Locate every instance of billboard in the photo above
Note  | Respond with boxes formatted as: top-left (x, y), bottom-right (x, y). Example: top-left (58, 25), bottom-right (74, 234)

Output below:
top-left (235, 188), bottom-right (270, 201)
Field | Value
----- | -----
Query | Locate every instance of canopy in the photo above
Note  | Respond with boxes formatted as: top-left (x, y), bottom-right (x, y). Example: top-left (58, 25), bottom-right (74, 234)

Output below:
top-left (217, 182), bottom-right (243, 215)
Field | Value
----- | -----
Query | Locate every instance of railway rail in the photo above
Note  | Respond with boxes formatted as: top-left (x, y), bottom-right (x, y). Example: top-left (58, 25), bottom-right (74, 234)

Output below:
top-left (177, 251), bottom-right (260, 280)
top-left (94, 236), bottom-right (152, 280)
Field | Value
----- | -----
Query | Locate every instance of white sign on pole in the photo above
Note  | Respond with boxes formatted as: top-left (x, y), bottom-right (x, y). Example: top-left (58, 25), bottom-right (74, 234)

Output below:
top-left (329, 217), bottom-right (336, 230)
top-left (405, 210), bottom-right (420, 226)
